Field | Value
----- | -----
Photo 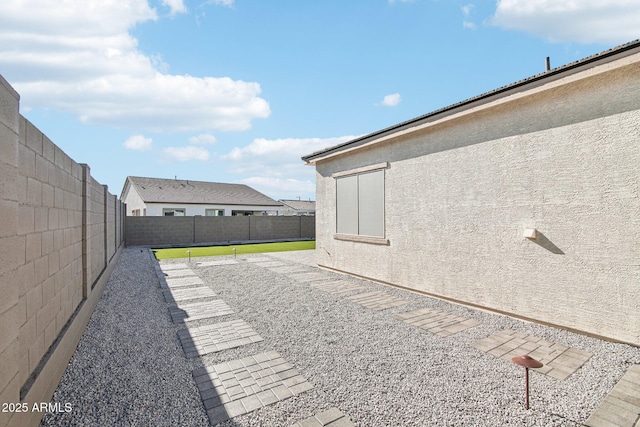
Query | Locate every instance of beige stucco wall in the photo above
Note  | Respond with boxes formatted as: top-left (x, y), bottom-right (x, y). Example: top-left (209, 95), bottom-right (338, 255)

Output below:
top-left (314, 54), bottom-right (640, 345)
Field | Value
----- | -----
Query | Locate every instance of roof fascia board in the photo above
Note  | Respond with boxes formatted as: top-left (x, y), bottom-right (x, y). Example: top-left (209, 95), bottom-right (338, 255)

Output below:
top-left (303, 40), bottom-right (640, 164)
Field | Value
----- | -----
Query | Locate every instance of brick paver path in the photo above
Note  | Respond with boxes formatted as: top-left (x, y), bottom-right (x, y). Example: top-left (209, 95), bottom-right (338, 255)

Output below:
top-left (163, 276), bottom-right (205, 289)
top-left (192, 351), bottom-right (313, 425)
top-left (178, 319), bottom-right (263, 358)
top-left (586, 364), bottom-right (640, 427)
top-left (290, 408), bottom-right (355, 427)
top-left (345, 291), bottom-right (410, 311)
top-left (473, 329), bottom-right (592, 380)
top-left (169, 300), bottom-right (235, 323)
top-left (159, 263), bottom-right (189, 271)
top-left (395, 307), bottom-right (480, 337)
top-left (310, 280), bottom-right (367, 295)
top-left (163, 287), bottom-right (217, 304)
top-left (163, 268), bottom-right (198, 278)
top-left (196, 260), bottom-right (239, 267)
top-left (287, 272), bottom-right (331, 283)
top-left (254, 261), bottom-right (287, 268)
top-left (269, 265), bottom-right (308, 274)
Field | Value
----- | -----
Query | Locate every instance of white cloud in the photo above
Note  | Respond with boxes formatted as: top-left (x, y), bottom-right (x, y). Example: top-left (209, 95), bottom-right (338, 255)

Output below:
top-left (207, 0), bottom-right (234, 6)
top-left (0, 0), bottom-right (270, 132)
top-left (164, 146), bottom-right (210, 162)
top-left (189, 134), bottom-right (217, 145)
top-left (123, 135), bottom-right (153, 151)
top-left (223, 135), bottom-right (358, 196)
top-left (377, 93), bottom-right (401, 107)
top-left (240, 177), bottom-right (315, 200)
top-left (463, 21), bottom-right (477, 30)
top-left (162, 0), bottom-right (187, 15)
top-left (490, 0), bottom-right (640, 44)
top-left (462, 4), bottom-right (477, 29)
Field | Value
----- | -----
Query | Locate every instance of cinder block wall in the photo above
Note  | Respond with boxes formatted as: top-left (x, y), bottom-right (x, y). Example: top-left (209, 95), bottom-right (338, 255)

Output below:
top-left (0, 75), bottom-right (125, 427)
top-left (314, 54), bottom-right (640, 346)
top-left (125, 215), bottom-right (315, 246)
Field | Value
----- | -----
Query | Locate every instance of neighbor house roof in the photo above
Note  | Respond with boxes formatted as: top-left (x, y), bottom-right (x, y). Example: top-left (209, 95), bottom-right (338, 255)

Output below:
top-left (302, 39), bottom-right (640, 164)
top-left (279, 199), bottom-right (316, 211)
top-left (123, 176), bottom-right (282, 206)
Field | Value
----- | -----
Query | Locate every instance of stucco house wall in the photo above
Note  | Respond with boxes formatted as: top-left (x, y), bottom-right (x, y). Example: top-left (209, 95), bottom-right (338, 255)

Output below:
top-left (308, 44), bottom-right (640, 346)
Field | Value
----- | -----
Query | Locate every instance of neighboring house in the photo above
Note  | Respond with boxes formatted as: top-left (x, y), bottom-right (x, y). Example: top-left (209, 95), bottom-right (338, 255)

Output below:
top-left (302, 40), bottom-right (640, 346)
top-left (278, 199), bottom-right (316, 216)
top-left (121, 176), bottom-right (282, 216)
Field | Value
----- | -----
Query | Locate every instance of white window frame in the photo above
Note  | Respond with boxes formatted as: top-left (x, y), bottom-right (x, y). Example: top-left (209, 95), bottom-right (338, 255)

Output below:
top-left (163, 208), bottom-right (185, 216)
top-left (332, 162), bottom-right (389, 245)
top-left (205, 209), bottom-right (225, 216)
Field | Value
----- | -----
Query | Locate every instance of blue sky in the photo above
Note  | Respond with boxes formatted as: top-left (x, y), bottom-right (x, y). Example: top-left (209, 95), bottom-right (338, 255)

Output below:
top-left (2, 0), bottom-right (639, 201)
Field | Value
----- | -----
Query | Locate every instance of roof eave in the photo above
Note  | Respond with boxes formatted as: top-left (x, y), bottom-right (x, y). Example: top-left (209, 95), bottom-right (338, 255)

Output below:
top-left (302, 39), bottom-right (640, 164)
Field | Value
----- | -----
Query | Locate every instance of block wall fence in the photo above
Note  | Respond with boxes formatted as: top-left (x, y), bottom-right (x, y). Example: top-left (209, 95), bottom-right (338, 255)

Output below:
top-left (125, 215), bottom-right (315, 247)
top-left (0, 75), bottom-right (125, 427)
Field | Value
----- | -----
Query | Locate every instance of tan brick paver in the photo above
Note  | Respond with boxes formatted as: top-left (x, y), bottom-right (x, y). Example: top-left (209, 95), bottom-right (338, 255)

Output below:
top-left (395, 307), bottom-right (480, 337)
top-left (473, 330), bottom-right (592, 380)
top-left (192, 351), bottom-right (313, 424)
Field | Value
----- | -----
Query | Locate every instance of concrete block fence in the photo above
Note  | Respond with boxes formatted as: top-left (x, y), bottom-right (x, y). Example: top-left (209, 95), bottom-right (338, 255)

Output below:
top-left (0, 75), bottom-right (125, 427)
top-left (125, 215), bottom-right (315, 247)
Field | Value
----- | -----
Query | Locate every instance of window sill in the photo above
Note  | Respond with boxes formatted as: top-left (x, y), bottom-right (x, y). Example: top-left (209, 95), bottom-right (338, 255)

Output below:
top-left (333, 234), bottom-right (390, 245)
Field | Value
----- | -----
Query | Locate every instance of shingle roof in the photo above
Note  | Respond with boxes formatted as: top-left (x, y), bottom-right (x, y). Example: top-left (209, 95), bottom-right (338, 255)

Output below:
top-left (279, 200), bottom-right (316, 211)
top-left (125, 176), bottom-right (282, 206)
top-left (302, 39), bottom-right (640, 163)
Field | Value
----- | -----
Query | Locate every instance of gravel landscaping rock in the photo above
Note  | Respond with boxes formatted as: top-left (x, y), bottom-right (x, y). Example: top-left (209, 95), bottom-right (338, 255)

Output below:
top-left (41, 248), bottom-right (640, 426)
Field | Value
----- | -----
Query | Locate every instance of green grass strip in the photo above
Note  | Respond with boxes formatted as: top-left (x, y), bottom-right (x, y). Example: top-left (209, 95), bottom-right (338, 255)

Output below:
top-left (153, 240), bottom-right (316, 260)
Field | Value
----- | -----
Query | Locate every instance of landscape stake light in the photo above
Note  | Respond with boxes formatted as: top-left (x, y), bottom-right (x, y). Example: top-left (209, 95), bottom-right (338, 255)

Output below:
top-left (232, 247), bottom-right (236, 259)
top-left (187, 250), bottom-right (191, 263)
top-left (511, 355), bottom-right (543, 410)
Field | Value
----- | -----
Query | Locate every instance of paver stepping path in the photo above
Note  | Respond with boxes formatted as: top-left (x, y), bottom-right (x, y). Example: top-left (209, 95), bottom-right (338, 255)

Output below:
top-left (254, 261), bottom-right (287, 268)
top-left (310, 280), bottom-right (367, 295)
top-left (287, 272), bottom-right (331, 283)
top-left (169, 300), bottom-right (235, 323)
top-left (291, 408), bottom-right (355, 427)
top-left (473, 329), bottom-right (592, 380)
top-left (196, 260), bottom-right (239, 267)
top-left (269, 265), bottom-right (308, 274)
top-left (246, 257), bottom-right (273, 262)
top-left (163, 287), bottom-right (217, 304)
top-left (192, 351), bottom-right (313, 424)
top-left (163, 276), bottom-right (205, 289)
top-left (163, 268), bottom-right (198, 278)
top-left (586, 364), bottom-right (640, 427)
top-left (178, 319), bottom-right (263, 358)
top-left (159, 263), bottom-right (189, 271)
top-left (394, 307), bottom-right (480, 337)
top-left (345, 291), bottom-right (410, 311)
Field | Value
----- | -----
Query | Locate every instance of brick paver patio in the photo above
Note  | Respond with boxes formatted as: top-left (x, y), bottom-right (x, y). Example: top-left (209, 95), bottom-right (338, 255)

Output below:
top-left (178, 319), bottom-right (264, 358)
top-left (473, 329), bottom-right (593, 380)
top-left (345, 291), bottom-right (410, 311)
top-left (169, 300), bottom-right (235, 323)
top-left (394, 307), bottom-right (480, 337)
top-left (192, 351), bottom-right (313, 425)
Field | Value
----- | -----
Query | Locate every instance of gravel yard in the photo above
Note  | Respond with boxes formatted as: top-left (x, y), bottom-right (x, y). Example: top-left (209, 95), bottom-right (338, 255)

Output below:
top-left (40, 247), bottom-right (640, 426)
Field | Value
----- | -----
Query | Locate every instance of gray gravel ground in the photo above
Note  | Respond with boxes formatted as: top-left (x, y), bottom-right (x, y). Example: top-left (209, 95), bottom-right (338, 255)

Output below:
top-left (41, 247), bottom-right (640, 427)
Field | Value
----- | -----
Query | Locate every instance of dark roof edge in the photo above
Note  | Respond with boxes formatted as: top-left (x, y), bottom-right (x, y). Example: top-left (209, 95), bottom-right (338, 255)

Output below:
top-left (142, 200), bottom-right (283, 207)
top-left (302, 39), bottom-right (640, 163)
